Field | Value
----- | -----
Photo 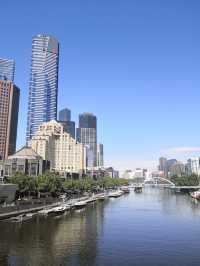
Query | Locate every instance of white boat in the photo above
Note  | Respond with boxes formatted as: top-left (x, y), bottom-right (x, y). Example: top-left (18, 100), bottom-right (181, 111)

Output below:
top-left (74, 200), bottom-right (88, 209)
top-left (61, 204), bottom-right (71, 211)
top-left (190, 191), bottom-right (200, 199)
top-left (38, 207), bottom-right (54, 215)
top-left (121, 186), bottom-right (130, 193)
top-left (11, 213), bottom-right (33, 222)
top-left (50, 206), bottom-right (66, 215)
top-left (97, 193), bottom-right (108, 201)
top-left (108, 190), bottom-right (124, 198)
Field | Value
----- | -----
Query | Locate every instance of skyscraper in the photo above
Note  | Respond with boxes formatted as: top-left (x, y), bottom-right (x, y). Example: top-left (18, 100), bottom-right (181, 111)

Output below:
top-left (26, 34), bottom-right (59, 142)
top-left (0, 80), bottom-right (20, 160)
top-left (158, 157), bottom-right (168, 177)
top-left (77, 113), bottom-right (97, 168)
top-left (0, 58), bottom-right (15, 81)
top-left (97, 143), bottom-right (104, 168)
top-left (59, 108), bottom-right (71, 122)
top-left (59, 108), bottom-right (75, 139)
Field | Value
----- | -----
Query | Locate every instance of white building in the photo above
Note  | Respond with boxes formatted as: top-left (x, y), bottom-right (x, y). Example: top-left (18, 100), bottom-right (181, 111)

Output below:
top-left (187, 158), bottom-right (200, 176)
top-left (29, 120), bottom-right (86, 174)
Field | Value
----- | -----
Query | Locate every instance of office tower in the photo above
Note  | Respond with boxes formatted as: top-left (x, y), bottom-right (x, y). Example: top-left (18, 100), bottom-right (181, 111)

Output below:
top-left (59, 108), bottom-right (71, 122)
top-left (0, 80), bottom-right (20, 160)
top-left (0, 58), bottom-right (15, 82)
top-left (77, 113), bottom-right (97, 168)
top-left (26, 34), bottom-right (59, 142)
top-left (158, 157), bottom-right (168, 177)
top-left (97, 143), bottom-right (104, 168)
top-left (59, 108), bottom-right (75, 138)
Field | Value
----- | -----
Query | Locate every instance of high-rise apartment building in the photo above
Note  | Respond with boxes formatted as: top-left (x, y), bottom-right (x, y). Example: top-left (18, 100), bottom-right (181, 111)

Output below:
top-left (0, 58), bottom-right (15, 81)
top-left (0, 80), bottom-right (20, 160)
top-left (76, 113), bottom-right (97, 168)
top-left (158, 157), bottom-right (168, 177)
top-left (97, 143), bottom-right (104, 168)
top-left (26, 34), bottom-right (59, 142)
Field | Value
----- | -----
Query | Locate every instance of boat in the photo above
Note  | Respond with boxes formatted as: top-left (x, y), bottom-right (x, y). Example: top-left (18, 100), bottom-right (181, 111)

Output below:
top-left (190, 190), bottom-right (200, 199)
top-left (38, 207), bottom-right (54, 215)
top-left (74, 200), bottom-right (88, 209)
top-left (108, 190), bottom-right (124, 198)
top-left (86, 196), bottom-right (97, 203)
top-left (121, 187), bottom-right (130, 193)
top-left (11, 213), bottom-right (33, 222)
top-left (50, 206), bottom-right (66, 215)
top-left (134, 186), bottom-right (143, 193)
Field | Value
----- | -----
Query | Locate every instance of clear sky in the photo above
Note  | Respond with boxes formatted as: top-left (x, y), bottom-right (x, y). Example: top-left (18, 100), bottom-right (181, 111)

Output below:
top-left (1, 0), bottom-right (200, 171)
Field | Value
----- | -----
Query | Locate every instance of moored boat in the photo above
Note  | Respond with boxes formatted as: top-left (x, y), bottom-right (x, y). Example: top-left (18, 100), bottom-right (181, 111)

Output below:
top-left (74, 200), bottom-right (88, 209)
top-left (121, 187), bottom-right (130, 193)
top-left (108, 190), bottom-right (124, 198)
top-left (134, 186), bottom-right (143, 193)
top-left (190, 190), bottom-right (200, 199)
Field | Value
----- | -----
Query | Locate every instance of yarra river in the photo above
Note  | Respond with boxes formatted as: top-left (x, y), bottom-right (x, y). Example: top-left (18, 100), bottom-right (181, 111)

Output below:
top-left (1, 187), bottom-right (200, 266)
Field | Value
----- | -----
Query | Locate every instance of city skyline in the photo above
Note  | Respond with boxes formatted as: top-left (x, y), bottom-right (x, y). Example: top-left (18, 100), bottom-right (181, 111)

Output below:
top-left (1, 1), bottom-right (200, 170)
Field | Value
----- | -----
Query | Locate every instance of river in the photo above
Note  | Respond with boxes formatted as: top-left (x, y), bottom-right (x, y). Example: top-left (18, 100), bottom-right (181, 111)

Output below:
top-left (1, 187), bottom-right (200, 266)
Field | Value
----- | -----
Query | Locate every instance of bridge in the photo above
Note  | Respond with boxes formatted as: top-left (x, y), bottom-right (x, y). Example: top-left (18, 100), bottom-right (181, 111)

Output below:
top-left (144, 176), bottom-right (175, 187)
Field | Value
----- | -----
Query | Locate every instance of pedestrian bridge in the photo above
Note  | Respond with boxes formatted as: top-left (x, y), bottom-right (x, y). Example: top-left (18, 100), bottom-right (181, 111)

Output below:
top-left (144, 177), bottom-right (175, 187)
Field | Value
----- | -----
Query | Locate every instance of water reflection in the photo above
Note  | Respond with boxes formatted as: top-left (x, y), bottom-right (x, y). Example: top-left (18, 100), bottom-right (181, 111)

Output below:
top-left (1, 189), bottom-right (200, 266)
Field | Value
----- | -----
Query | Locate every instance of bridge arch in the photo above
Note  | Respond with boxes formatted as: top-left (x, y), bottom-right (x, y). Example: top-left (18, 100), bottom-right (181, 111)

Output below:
top-left (144, 177), bottom-right (175, 186)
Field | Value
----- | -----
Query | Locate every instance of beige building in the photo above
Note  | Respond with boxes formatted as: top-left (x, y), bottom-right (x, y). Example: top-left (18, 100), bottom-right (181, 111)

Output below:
top-left (29, 120), bottom-right (86, 174)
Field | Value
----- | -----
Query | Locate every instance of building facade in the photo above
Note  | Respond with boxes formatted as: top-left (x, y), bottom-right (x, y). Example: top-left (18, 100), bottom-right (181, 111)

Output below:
top-left (186, 158), bottom-right (200, 176)
top-left (59, 108), bottom-right (71, 122)
top-left (59, 108), bottom-right (75, 139)
top-left (158, 157), bottom-right (168, 177)
top-left (0, 146), bottom-right (49, 177)
top-left (97, 143), bottom-right (104, 168)
top-left (29, 120), bottom-right (86, 174)
top-left (26, 35), bottom-right (59, 142)
top-left (0, 80), bottom-right (20, 160)
top-left (169, 162), bottom-right (185, 177)
top-left (0, 58), bottom-right (15, 81)
top-left (77, 113), bottom-right (97, 168)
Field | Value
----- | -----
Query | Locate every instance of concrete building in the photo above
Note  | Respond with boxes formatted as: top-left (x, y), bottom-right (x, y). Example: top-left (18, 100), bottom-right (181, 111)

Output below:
top-left (30, 120), bottom-right (86, 175)
top-left (26, 35), bottom-right (59, 142)
top-left (0, 146), bottom-right (49, 177)
top-left (97, 143), bottom-right (104, 168)
top-left (77, 113), bottom-right (97, 168)
top-left (0, 80), bottom-right (20, 160)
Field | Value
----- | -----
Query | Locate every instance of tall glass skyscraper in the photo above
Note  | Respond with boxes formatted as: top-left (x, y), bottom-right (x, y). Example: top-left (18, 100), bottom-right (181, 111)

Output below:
top-left (0, 58), bottom-right (15, 81)
top-left (77, 113), bottom-right (97, 168)
top-left (26, 35), bottom-right (59, 142)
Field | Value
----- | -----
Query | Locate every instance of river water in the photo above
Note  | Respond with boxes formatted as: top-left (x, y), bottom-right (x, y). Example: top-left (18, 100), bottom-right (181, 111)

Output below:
top-left (1, 187), bottom-right (200, 266)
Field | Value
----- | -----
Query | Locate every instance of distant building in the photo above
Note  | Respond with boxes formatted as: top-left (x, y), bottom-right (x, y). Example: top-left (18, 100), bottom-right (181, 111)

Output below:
top-left (167, 159), bottom-right (177, 174)
top-left (97, 144), bottom-right (104, 168)
top-left (30, 120), bottom-right (86, 175)
top-left (169, 162), bottom-right (185, 177)
top-left (59, 108), bottom-right (71, 122)
top-left (105, 167), bottom-right (119, 178)
top-left (77, 113), bottom-right (97, 168)
top-left (0, 80), bottom-right (20, 160)
top-left (158, 157), bottom-right (168, 177)
top-left (26, 34), bottom-right (59, 142)
top-left (0, 58), bottom-right (15, 81)
top-left (134, 168), bottom-right (144, 178)
top-left (59, 108), bottom-right (75, 139)
top-left (186, 158), bottom-right (200, 176)
top-left (0, 146), bottom-right (50, 177)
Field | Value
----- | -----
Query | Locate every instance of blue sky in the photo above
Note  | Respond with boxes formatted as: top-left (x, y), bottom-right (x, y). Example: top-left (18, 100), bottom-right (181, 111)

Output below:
top-left (1, 0), bottom-right (200, 171)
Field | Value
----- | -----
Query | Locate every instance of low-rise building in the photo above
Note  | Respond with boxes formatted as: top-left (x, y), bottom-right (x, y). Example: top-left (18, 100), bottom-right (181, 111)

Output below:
top-left (29, 120), bottom-right (86, 175)
top-left (0, 146), bottom-right (49, 177)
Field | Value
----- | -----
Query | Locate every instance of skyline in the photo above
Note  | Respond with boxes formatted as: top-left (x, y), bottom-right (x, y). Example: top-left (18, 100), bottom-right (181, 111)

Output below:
top-left (1, 0), bottom-right (200, 170)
